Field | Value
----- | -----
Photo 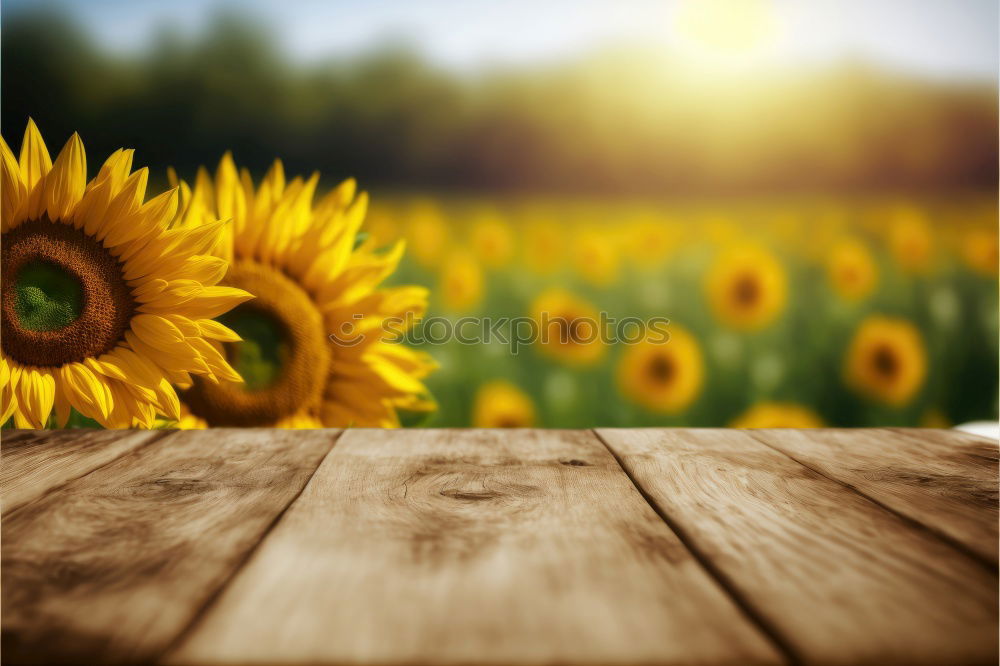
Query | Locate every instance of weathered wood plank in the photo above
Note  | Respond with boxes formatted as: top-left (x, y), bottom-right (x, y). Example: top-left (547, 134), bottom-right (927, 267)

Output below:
top-left (169, 429), bottom-right (783, 665)
top-left (1, 429), bottom-right (162, 515)
top-left (597, 428), bottom-right (998, 665)
top-left (2, 428), bottom-right (338, 665)
top-left (747, 428), bottom-right (999, 564)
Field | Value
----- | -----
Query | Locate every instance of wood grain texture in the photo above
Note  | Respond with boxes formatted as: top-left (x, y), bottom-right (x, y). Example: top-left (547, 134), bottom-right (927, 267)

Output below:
top-left (2, 428), bottom-right (338, 665)
top-left (746, 428), bottom-right (999, 564)
top-left (1, 429), bottom-right (162, 515)
top-left (169, 429), bottom-right (782, 666)
top-left (597, 428), bottom-right (998, 666)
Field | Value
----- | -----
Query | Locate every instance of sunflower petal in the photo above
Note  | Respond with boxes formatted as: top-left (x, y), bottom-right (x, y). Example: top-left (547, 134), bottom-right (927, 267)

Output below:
top-left (1, 135), bottom-right (27, 230)
top-left (43, 132), bottom-right (87, 221)
top-left (18, 119), bottom-right (52, 191)
top-left (61, 362), bottom-right (113, 421)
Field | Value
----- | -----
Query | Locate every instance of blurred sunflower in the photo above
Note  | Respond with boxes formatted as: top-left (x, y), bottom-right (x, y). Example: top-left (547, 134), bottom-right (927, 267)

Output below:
top-left (887, 206), bottom-right (933, 274)
top-left (572, 228), bottom-right (619, 286)
top-left (622, 216), bottom-right (680, 268)
top-left (617, 325), bottom-right (703, 413)
top-left (472, 380), bottom-right (536, 428)
top-left (530, 288), bottom-right (605, 366)
top-left (827, 238), bottom-right (878, 302)
top-left (844, 316), bottom-right (926, 406)
top-left (439, 249), bottom-right (484, 312)
top-left (170, 155), bottom-right (436, 428)
top-left (1, 121), bottom-right (250, 428)
top-left (961, 228), bottom-right (998, 276)
top-left (470, 210), bottom-right (514, 268)
top-left (405, 198), bottom-right (449, 268)
top-left (731, 402), bottom-right (823, 428)
top-left (706, 244), bottom-right (787, 330)
top-left (523, 221), bottom-right (563, 275)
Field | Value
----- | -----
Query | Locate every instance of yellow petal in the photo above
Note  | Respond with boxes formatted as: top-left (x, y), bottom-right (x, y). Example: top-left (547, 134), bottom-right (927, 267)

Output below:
top-left (154, 378), bottom-right (180, 420)
top-left (17, 369), bottom-right (55, 428)
top-left (102, 188), bottom-right (178, 248)
top-left (89, 167), bottom-right (147, 239)
top-left (1, 135), bottom-right (27, 230)
top-left (61, 362), bottom-right (113, 421)
top-left (43, 132), bottom-right (87, 221)
top-left (18, 118), bottom-right (52, 191)
top-left (1, 382), bottom-right (18, 425)
top-left (161, 286), bottom-right (254, 319)
top-left (197, 318), bottom-right (242, 342)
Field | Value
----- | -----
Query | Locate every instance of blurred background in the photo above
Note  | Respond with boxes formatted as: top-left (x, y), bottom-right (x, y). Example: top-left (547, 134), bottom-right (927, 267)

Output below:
top-left (4, 0), bottom-right (997, 428)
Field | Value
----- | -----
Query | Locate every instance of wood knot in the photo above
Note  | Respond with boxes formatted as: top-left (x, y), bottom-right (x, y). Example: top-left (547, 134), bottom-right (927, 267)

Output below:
top-left (439, 489), bottom-right (504, 501)
top-left (559, 459), bottom-right (592, 467)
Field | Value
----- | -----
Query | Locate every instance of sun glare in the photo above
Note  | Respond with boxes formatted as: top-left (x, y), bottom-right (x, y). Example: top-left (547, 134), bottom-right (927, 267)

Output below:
top-left (670, 0), bottom-right (782, 72)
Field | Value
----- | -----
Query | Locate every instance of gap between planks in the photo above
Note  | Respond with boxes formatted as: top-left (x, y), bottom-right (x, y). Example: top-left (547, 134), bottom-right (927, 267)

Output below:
top-left (592, 428), bottom-right (803, 665)
top-left (154, 429), bottom-right (345, 663)
top-left (742, 429), bottom-right (998, 572)
top-left (1, 429), bottom-right (174, 517)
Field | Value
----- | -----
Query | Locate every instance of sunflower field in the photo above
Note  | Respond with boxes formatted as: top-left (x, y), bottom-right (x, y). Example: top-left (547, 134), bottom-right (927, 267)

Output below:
top-left (370, 194), bottom-right (999, 428)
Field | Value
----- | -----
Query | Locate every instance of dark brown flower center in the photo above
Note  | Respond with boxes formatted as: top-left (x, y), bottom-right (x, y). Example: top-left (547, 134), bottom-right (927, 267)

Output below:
top-left (181, 260), bottom-right (331, 426)
top-left (1, 217), bottom-right (135, 367)
top-left (646, 354), bottom-right (676, 384)
top-left (732, 272), bottom-right (761, 308)
top-left (871, 344), bottom-right (900, 380)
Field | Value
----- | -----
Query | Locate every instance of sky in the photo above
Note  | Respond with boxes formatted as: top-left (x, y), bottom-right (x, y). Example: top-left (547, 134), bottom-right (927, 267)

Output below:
top-left (5, 0), bottom-right (999, 80)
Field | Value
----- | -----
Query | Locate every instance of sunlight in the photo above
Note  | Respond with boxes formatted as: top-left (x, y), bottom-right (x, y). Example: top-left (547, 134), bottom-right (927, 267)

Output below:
top-left (670, 0), bottom-right (783, 72)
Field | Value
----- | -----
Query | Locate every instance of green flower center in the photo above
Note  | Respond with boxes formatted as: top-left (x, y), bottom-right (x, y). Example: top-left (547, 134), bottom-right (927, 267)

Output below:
top-left (217, 305), bottom-right (291, 391)
top-left (14, 261), bottom-right (83, 331)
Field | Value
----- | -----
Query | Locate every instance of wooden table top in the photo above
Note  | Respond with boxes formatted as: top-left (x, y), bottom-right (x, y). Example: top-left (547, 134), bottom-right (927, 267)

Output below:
top-left (1, 428), bottom-right (997, 665)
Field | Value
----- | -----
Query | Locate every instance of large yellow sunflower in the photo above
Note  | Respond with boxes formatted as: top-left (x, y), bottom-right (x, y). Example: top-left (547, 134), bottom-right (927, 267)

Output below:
top-left (844, 316), bottom-right (926, 406)
top-left (1, 121), bottom-right (250, 428)
top-left (170, 154), bottom-right (436, 428)
top-left (705, 244), bottom-right (787, 330)
top-left (617, 325), bottom-right (704, 413)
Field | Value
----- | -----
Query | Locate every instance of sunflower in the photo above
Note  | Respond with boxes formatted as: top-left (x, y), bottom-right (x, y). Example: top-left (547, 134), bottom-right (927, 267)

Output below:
top-left (530, 288), bottom-right (606, 366)
top-left (617, 325), bottom-right (703, 413)
top-left (731, 402), bottom-right (823, 428)
top-left (705, 244), bottom-right (787, 330)
top-left (523, 220), bottom-right (563, 275)
top-left (470, 210), bottom-right (514, 268)
top-left (623, 215), bottom-right (680, 268)
top-left (572, 228), bottom-right (619, 286)
top-left (961, 228), bottom-right (998, 276)
top-left (439, 249), bottom-right (484, 312)
top-left (1, 121), bottom-right (250, 428)
top-left (404, 198), bottom-right (449, 268)
top-left (170, 154), bottom-right (436, 428)
top-left (472, 380), bottom-right (536, 428)
top-left (827, 238), bottom-right (878, 302)
top-left (887, 206), bottom-right (933, 274)
top-left (844, 316), bottom-right (926, 406)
